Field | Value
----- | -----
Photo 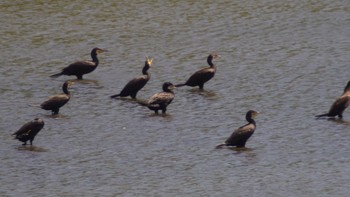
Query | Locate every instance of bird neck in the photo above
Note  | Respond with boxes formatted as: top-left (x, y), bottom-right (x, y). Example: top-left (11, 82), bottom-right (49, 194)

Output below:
top-left (142, 63), bottom-right (150, 75)
top-left (63, 84), bottom-right (70, 95)
top-left (246, 116), bottom-right (256, 125)
top-left (344, 82), bottom-right (350, 93)
top-left (207, 57), bottom-right (214, 67)
top-left (91, 51), bottom-right (99, 65)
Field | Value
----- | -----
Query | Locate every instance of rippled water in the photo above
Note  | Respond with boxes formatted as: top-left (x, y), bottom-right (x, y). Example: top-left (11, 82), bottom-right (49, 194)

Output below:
top-left (1, 0), bottom-right (350, 196)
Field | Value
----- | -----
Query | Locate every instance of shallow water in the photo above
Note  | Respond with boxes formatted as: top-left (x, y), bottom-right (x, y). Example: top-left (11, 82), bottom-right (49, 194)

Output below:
top-left (1, 0), bottom-right (350, 196)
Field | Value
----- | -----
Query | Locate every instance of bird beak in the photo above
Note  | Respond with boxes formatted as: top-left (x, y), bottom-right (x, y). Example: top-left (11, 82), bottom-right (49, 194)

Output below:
top-left (254, 111), bottom-right (260, 118)
top-left (99, 49), bottom-right (108, 53)
top-left (148, 59), bottom-right (153, 66)
top-left (146, 56), bottom-right (153, 66)
top-left (67, 81), bottom-right (74, 86)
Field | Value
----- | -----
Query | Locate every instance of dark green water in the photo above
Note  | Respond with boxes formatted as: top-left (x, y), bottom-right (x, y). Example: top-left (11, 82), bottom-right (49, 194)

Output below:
top-left (1, 1), bottom-right (350, 196)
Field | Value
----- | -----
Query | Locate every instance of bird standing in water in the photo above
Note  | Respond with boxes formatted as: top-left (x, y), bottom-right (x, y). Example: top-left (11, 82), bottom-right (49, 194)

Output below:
top-left (216, 110), bottom-right (259, 148)
top-left (41, 81), bottom-right (74, 115)
top-left (176, 53), bottom-right (219, 89)
top-left (316, 81), bottom-right (350, 119)
top-left (141, 82), bottom-right (175, 114)
top-left (13, 118), bottom-right (45, 145)
top-left (111, 57), bottom-right (153, 99)
top-left (50, 47), bottom-right (106, 79)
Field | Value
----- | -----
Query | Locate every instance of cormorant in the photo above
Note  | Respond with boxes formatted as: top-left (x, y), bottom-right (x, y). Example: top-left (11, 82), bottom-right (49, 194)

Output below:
top-left (13, 118), bottom-right (44, 145)
top-left (216, 110), bottom-right (259, 148)
top-left (40, 81), bottom-right (73, 114)
top-left (141, 82), bottom-right (175, 114)
top-left (316, 81), bottom-right (350, 119)
top-left (111, 57), bottom-right (153, 99)
top-left (175, 53), bottom-right (219, 89)
top-left (50, 47), bottom-right (106, 79)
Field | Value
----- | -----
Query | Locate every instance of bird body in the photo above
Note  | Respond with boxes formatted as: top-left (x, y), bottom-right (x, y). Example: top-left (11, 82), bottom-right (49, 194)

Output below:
top-left (116, 76), bottom-right (149, 98)
top-left (50, 48), bottom-right (106, 79)
top-left (41, 81), bottom-right (73, 114)
top-left (316, 81), bottom-right (350, 118)
top-left (41, 94), bottom-right (70, 113)
top-left (176, 53), bottom-right (219, 89)
top-left (111, 57), bottom-right (152, 99)
top-left (216, 110), bottom-right (259, 148)
top-left (141, 82), bottom-right (175, 114)
top-left (224, 123), bottom-right (256, 147)
top-left (13, 118), bottom-right (44, 145)
top-left (177, 67), bottom-right (215, 88)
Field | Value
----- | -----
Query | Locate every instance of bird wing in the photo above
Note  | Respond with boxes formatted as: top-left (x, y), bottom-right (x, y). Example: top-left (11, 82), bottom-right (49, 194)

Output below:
top-left (28, 122), bottom-right (45, 137)
top-left (225, 123), bottom-right (255, 146)
top-left (148, 92), bottom-right (174, 105)
top-left (63, 61), bottom-right (95, 73)
top-left (328, 95), bottom-right (350, 116)
top-left (13, 121), bottom-right (33, 136)
top-left (121, 76), bottom-right (148, 93)
top-left (41, 94), bottom-right (70, 109)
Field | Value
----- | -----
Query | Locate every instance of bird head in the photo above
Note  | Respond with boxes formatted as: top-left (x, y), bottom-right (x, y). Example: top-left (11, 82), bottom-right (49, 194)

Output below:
top-left (65, 80), bottom-right (74, 87)
top-left (247, 110), bottom-right (260, 119)
top-left (163, 82), bottom-right (176, 91)
top-left (93, 47), bottom-right (107, 54)
top-left (210, 53), bottom-right (220, 59)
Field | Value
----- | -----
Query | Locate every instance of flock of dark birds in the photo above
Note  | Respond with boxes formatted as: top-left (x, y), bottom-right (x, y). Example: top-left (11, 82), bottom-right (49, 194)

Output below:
top-left (12, 48), bottom-right (350, 149)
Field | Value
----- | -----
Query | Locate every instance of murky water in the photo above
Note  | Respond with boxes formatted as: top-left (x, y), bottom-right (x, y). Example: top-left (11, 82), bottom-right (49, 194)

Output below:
top-left (1, 0), bottom-right (350, 196)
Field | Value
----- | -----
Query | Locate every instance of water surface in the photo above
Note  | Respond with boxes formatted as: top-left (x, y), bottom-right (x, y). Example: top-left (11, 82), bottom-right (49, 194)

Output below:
top-left (1, 0), bottom-right (350, 196)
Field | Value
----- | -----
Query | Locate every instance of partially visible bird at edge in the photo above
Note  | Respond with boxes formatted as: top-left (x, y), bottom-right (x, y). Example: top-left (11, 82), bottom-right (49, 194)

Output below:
top-left (316, 80), bottom-right (350, 119)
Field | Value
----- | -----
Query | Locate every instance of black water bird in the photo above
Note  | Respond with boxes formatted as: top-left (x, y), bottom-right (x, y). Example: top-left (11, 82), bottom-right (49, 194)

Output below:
top-left (111, 57), bottom-right (153, 99)
top-left (176, 53), bottom-right (219, 89)
top-left (40, 81), bottom-right (73, 114)
top-left (50, 47), bottom-right (106, 79)
top-left (13, 118), bottom-right (44, 145)
top-left (140, 82), bottom-right (175, 114)
top-left (316, 81), bottom-right (350, 119)
top-left (216, 110), bottom-right (259, 148)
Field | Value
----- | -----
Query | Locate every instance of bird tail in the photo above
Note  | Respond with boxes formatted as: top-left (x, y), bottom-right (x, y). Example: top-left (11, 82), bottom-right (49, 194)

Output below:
top-left (175, 83), bottom-right (186, 87)
top-left (215, 143), bottom-right (226, 149)
top-left (110, 94), bottom-right (120, 98)
top-left (50, 72), bottom-right (63, 78)
top-left (137, 99), bottom-right (149, 107)
top-left (315, 113), bottom-right (328, 118)
top-left (27, 103), bottom-right (41, 108)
